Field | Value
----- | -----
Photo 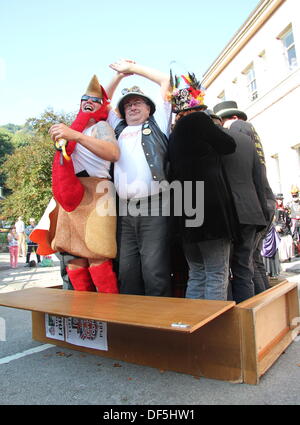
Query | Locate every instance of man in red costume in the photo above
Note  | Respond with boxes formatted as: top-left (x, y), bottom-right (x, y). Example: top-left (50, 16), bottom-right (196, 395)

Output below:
top-left (31, 75), bottom-right (119, 293)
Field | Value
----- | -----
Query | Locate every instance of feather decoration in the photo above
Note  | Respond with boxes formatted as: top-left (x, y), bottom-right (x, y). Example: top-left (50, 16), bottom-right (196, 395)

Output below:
top-left (175, 75), bottom-right (181, 89)
top-left (169, 69), bottom-right (174, 90)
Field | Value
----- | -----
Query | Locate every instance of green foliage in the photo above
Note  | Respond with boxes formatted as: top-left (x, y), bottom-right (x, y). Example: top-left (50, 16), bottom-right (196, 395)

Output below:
top-left (26, 107), bottom-right (75, 136)
top-left (11, 131), bottom-right (33, 148)
top-left (0, 232), bottom-right (8, 244)
top-left (1, 134), bottom-right (54, 222)
top-left (0, 123), bottom-right (23, 133)
top-left (1, 107), bottom-right (76, 222)
top-left (0, 129), bottom-right (14, 188)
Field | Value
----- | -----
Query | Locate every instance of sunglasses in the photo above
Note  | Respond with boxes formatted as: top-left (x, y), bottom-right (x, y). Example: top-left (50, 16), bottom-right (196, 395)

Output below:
top-left (81, 95), bottom-right (103, 104)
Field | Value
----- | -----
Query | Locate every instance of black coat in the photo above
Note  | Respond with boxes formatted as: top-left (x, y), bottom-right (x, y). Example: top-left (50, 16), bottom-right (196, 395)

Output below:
top-left (230, 120), bottom-right (275, 223)
top-left (169, 112), bottom-right (239, 243)
top-left (221, 127), bottom-right (268, 229)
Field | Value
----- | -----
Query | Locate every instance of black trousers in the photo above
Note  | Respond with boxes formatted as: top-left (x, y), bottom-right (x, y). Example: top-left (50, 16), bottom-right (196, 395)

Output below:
top-left (26, 244), bottom-right (41, 263)
top-left (252, 236), bottom-right (270, 294)
top-left (231, 224), bottom-right (257, 303)
top-left (117, 213), bottom-right (171, 296)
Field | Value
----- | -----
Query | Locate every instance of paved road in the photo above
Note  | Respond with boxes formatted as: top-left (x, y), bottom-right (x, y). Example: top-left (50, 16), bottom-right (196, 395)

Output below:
top-left (0, 252), bottom-right (300, 406)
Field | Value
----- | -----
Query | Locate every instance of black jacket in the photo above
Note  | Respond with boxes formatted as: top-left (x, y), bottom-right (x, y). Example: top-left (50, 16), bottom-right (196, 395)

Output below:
top-left (221, 127), bottom-right (268, 229)
top-left (230, 120), bottom-right (276, 223)
top-left (169, 112), bottom-right (239, 243)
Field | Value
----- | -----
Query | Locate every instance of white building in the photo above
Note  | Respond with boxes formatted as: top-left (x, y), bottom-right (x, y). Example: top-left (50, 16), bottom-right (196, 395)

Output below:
top-left (203, 0), bottom-right (300, 201)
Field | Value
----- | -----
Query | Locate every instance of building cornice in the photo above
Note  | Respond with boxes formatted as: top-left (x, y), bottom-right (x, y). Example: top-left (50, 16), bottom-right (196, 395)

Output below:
top-left (202, 0), bottom-right (286, 88)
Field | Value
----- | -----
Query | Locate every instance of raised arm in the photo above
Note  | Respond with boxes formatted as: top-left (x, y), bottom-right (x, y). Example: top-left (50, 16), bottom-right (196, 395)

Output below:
top-left (109, 59), bottom-right (170, 100)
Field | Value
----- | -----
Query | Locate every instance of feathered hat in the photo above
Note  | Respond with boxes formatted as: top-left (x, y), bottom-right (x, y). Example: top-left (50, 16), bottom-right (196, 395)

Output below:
top-left (169, 70), bottom-right (207, 113)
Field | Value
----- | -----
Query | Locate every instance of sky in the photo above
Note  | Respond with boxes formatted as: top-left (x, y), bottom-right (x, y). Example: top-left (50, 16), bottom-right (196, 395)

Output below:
top-left (0, 0), bottom-right (261, 126)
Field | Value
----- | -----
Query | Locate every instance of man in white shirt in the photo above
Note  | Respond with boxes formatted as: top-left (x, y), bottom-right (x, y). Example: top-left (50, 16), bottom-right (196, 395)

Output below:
top-left (106, 60), bottom-right (172, 296)
top-left (15, 216), bottom-right (26, 257)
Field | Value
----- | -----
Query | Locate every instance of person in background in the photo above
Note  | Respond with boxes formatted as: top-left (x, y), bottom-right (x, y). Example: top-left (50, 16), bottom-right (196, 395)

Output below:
top-left (274, 194), bottom-right (293, 262)
top-left (212, 100), bottom-right (270, 302)
top-left (25, 218), bottom-right (41, 267)
top-left (7, 226), bottom-right (19, 268)
top-left (261, 218), bottom-right (281, 279)
top-left (287, 185), bottom-right (300, 256)
top-left (15, 216), bottom-right (26, 258)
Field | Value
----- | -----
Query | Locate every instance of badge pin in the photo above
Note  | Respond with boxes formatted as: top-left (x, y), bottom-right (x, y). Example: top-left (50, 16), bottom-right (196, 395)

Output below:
top-left (142, 128), bottom-right (152, 135)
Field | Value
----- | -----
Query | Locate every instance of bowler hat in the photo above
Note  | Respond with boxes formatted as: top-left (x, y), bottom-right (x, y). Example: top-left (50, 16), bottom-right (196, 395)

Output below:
top-left (213, 101), bottom-right (247, 121)
top-left (205, 109), bottom-right (222, 122)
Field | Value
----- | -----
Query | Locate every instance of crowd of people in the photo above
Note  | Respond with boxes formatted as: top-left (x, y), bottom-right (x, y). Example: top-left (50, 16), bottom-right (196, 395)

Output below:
top-left (261, 188), bottom-right (300, 278)
top-left (10, 58), bottom-right (298, 305)
top-left (7, 217), bottom-right (40, 268)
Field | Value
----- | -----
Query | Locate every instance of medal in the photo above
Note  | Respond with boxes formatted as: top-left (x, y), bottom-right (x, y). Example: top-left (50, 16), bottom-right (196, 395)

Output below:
top-left (142, 128), bottom-right (152, 135)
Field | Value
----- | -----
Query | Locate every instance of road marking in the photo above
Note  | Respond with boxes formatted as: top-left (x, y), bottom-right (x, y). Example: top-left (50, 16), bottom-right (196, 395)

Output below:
top-left (0, 344), bottom-right (54, 364)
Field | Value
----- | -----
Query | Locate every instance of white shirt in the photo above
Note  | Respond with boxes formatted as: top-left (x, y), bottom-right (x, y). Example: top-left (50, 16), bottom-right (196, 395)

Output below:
top-left (15, 220), bottom-right (25, 233)
top-left (72, 121), bottom-right (115, 179)
top-left (107, 99), bottom-right (171, 199)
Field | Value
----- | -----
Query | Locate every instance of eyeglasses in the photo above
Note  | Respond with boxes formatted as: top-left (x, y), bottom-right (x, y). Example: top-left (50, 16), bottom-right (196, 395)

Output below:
top-left (81, 95), bottom-right (103, 104)
top-left (123, 100), bottom-right (146, 110)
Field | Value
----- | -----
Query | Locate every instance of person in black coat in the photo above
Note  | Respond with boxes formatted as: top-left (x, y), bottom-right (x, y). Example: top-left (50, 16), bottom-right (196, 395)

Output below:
top-left (213, 101), bottom-right (274, 300)
top-left (168, 78), bottom-right (239, 300)
top-left (211, 102), bottom-right (269, 303)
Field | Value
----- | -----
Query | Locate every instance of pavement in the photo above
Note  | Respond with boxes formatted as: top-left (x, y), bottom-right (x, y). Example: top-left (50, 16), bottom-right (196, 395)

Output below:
top-left (0, 252), bottom-right (62, 293)
top-left (1, 250), bottom-right (300, 294)
top-left (0, 251), bottom-right (300, 407)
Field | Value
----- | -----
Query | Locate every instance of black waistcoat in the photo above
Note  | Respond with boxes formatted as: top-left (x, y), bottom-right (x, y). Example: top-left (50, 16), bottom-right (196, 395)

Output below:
top-left (115, 116), bottom-right (169, 182)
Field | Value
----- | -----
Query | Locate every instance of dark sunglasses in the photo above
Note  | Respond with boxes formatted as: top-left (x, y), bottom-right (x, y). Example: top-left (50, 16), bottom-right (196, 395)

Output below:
top-left (81, 95), bottom-right (103, 104)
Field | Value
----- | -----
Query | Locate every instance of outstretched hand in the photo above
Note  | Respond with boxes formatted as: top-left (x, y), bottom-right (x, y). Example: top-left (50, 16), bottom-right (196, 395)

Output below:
top-left (109, 59), bottom-right (136, 76)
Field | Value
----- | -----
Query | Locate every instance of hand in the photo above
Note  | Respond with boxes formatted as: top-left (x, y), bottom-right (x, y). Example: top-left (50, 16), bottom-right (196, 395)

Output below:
top-left (49, 124), bottom-right (78, 142)
top-left (109, 59), bottom-right (136, 76)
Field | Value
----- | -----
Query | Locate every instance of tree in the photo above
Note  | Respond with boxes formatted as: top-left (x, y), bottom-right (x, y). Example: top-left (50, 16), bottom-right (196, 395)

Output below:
top-left (26, 107), bottom-right (75, 136)
top-left (1, 108), bottom-right (75, 222)
top-left (1, 134), bottom-right (54, 222)
top-left (11, 131), bottom-right (34, 148)
top-left (0, 129), bottom-right (14, 189)
top-left (0, 123), bottom-right (23, 133)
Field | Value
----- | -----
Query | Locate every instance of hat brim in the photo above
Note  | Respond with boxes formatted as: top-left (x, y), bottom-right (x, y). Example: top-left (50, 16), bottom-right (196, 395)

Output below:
top-left (216, 108), bottom-right (247, 121)
top-left (117, 93), bottom-right (156, 119)
top-left (174, 104), bottom-right (208, 114)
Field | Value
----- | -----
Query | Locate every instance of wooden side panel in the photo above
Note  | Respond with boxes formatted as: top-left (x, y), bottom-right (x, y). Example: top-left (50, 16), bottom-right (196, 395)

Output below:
top-left (32, 310), bottom-right (243, 382)
top-left (238, 281), bottom-right (300, 385)
top-left (239, 309), bottom-right (258, 385)
top-left (189, 309), bottom-right (243, 382)
top-left (286, 286), bottom-right (300, 328)
top-left (255, 296), bottom-right (288, 358)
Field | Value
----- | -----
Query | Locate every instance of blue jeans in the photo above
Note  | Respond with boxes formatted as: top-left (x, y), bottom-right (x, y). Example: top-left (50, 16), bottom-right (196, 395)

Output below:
top-left (183, 238), bottom-right (231, 300)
